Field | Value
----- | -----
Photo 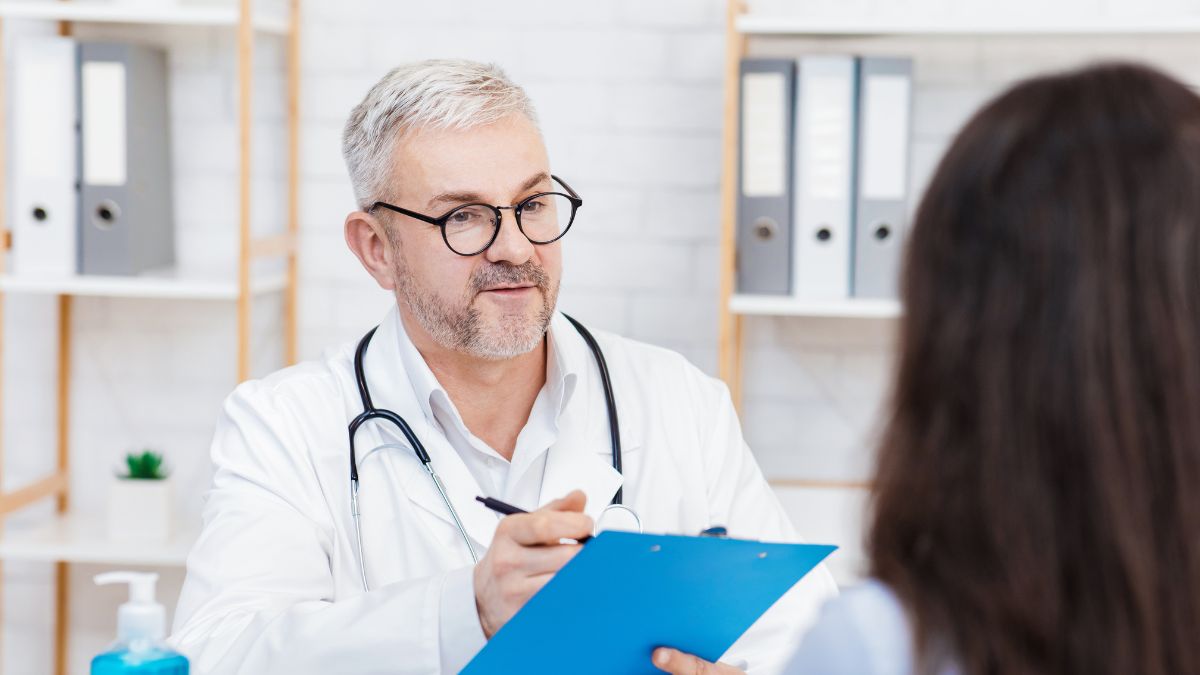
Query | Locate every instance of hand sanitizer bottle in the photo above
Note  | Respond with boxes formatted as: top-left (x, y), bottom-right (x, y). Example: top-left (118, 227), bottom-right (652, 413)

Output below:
top-left (91, 572), bottom-right (189, 674)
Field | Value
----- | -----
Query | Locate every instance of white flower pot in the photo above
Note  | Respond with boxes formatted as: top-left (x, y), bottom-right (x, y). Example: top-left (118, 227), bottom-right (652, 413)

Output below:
top-left (108, 478), bottom-right (172, 542)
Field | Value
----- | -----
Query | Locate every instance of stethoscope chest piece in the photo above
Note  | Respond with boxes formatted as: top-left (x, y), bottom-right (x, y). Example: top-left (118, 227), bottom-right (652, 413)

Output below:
top-left (594, 503), bottom-right (642, 535)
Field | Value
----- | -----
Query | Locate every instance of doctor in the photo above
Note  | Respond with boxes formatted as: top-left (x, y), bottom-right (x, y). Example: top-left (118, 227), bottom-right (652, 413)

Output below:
top-left (172, 59), bottom-right (836, 674)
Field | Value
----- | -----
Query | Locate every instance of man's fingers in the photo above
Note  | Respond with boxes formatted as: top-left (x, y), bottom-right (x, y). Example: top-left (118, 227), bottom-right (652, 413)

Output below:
top-left (542, 489), bottom-right (587, 513)
top-left (521, 571), bottom-right (556, 597)
top-left (517, 541), bottom-right (582, 575)
top-left (652, 648), bottom-right (744, 675)
top-left (653, 648), bottom-right (706, 675)
top-left (505, 510), bottom-right (593, 545)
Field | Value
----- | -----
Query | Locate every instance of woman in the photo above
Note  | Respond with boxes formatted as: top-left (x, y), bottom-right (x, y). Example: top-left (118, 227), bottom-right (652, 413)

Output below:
top-left (783, 62), bottom-right (1200, 675)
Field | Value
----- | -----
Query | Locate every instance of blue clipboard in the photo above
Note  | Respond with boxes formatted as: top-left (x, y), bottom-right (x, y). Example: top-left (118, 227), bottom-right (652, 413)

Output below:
top-left (461, 531), bottom-right (835, 674)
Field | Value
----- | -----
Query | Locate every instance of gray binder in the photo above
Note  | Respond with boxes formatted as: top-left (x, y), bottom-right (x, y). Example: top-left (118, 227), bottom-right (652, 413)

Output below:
top-left (736, 59), bottom-right (795, 295)
top-left (851, 57), bottom-right (913, 299)
top-left (78, 43), bottom-right (174, 276)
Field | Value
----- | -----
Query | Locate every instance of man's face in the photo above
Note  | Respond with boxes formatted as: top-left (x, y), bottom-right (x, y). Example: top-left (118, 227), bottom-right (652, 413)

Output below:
top-left (382, 114), bottom-right (562, 360)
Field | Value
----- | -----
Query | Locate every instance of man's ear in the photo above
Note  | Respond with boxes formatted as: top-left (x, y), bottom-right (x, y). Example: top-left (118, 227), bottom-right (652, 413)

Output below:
top-left (345, 210), bottom-right (397, 291)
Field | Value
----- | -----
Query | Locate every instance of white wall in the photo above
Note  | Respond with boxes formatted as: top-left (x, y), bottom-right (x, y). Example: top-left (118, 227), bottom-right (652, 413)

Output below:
top-left (3, 0), bottom-right (1199, 671)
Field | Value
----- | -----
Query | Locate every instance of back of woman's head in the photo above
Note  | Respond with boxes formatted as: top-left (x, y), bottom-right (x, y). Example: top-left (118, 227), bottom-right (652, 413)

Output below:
top-left (869, 62), bottom-right (1200, 675)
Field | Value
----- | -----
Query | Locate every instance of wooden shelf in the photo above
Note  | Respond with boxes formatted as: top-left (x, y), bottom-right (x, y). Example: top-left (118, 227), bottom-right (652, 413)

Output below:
top-left (736, 15), bottom-right (1200, 36)
top-left (0, 512), bottom-right (197, 566)
top-left (0, 268), bottom-right (288, 300)
top-left (730, 294), bottom-right (901, 319)
top-left (0, 1), bottom-right (290, 34)
top-left (0, 0), bottom-right (300, 670)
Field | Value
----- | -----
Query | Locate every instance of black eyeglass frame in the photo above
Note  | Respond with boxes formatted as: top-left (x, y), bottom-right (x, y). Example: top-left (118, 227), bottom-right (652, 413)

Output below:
top-left (369, 174), bottom-right (583, 256)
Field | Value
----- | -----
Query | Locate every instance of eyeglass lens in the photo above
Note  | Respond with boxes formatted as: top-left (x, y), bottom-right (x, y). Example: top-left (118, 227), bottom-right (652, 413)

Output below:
top-left (443, 193), bottom-right (574, 255)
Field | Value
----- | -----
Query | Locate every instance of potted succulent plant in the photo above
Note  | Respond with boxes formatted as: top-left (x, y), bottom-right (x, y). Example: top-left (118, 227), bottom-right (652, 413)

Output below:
top-left (108, 450), bottom-right (172, 542)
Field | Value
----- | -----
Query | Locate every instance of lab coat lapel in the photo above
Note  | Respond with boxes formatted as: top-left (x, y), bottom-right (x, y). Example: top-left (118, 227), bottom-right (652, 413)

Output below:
top-left (538, 314), bottom-right (642, 521)
top-left (361, 309), bottom-right (499, 552)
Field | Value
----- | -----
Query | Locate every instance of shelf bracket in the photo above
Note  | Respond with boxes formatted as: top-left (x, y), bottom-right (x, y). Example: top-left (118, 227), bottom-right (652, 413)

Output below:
top-left (0, 473), bottom-right (68, 517)
top-left (249, 232), bottom-right (296, 259)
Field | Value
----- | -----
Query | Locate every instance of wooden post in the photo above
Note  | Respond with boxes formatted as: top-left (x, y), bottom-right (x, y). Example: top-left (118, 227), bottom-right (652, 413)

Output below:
top-left (0, 15), bottom-right (7, 675)
top-left (52, 292), bottom-right (71, 675)
top-left (54, 562), bottom-right (69, 675)
top-left (718, 0), bottom-right (748, 409)
top-left (237, 0), bottom-right (254, 381)
top-left (56, 296), bottom-right (70, 513)
top-left (285, 0), bottom-right (300, 366)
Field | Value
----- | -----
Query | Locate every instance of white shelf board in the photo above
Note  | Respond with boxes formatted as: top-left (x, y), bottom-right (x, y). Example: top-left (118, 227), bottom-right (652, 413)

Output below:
top-left (736, 15), bottom-right (1200, 36)
top-left (731, 294), bottom-right (901, 318)
top-left (0, 512), bottom-right (197, 566)
top-left (0, 268), bottom-right (287, 300)
top-left (0, 1), bottom-right (289, 34)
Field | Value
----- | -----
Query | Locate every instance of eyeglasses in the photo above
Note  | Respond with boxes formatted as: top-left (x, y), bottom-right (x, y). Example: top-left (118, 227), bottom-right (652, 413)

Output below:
top-left (369, 175), bottom-right (583, 256)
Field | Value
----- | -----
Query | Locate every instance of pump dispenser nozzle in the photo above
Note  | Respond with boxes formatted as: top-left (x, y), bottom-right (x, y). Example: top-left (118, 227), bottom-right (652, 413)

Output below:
top-left (94, 572), bottom-right (165, 645)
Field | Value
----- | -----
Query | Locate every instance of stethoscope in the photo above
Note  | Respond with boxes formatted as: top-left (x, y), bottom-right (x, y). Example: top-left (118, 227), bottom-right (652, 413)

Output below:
top-left (348, 314), bottom-right (640, 592)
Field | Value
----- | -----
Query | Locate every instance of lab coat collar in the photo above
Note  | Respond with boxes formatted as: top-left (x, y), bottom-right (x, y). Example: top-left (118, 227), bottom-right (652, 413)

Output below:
top-left (360, 308), bottom-right (501, 553)
top-left (536, 313), bottom-right (641, 515)
top-left (361, 308), bottom-right (637, 550)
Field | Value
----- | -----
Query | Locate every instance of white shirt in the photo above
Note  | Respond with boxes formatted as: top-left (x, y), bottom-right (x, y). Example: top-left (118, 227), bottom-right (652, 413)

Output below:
top-left (782, 580), bottom-right (959, 675)
top-left (395, 317), bottom-right (576, 511)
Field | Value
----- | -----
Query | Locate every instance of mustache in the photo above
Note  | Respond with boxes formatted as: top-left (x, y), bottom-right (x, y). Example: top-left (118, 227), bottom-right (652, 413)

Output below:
top-left (470, 261), bottom-right (550, 294)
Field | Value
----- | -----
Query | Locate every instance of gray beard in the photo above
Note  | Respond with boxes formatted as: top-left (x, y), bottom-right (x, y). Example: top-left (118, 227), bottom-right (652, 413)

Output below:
top-left (395, 257), bottom-right (558, 360)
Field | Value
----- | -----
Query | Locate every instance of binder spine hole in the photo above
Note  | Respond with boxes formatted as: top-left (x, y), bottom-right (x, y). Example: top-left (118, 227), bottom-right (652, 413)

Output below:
top-left (650, 545), bottom-right (662, 553)
top-left (815, 227), bottom-right (833, 242)
top-left (32, 207), bottom-right (48, 223)
top-left (758, 552), bottom-right (768, 559)
top-left (874, 224), bottom-right (892, 241)
top-left (752, 218), bottom-right (777, 241)
top-left (93, 200), bottom-right (121, 230)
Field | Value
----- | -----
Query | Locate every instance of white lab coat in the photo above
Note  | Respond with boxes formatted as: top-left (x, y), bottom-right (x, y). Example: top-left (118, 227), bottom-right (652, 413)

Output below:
top-left (172, 309), bottom-right (837, 674)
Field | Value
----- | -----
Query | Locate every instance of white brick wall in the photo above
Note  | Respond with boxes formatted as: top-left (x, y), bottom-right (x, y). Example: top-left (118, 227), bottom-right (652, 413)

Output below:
top-left (3, 0), bottom-right (1199, 670)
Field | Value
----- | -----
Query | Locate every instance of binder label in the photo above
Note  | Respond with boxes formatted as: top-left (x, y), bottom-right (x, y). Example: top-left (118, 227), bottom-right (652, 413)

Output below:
top-left (82, 61), bottom-right (127, 187)
top-left (800, 74), bottom-right (855, 201)
top-left (741, 72), bottom-right (789, 197)
top-left (861, 76), bottom-right (910, 200)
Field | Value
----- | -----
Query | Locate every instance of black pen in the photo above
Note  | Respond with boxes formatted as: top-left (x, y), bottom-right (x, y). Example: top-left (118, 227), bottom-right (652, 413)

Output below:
top-left (475, 495), bottom-right (592, 543)
top-left (475, 495), bottom-right (528, 516)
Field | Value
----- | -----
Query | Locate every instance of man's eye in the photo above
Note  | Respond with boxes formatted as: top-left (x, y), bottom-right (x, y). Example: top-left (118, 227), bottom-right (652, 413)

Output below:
top-left (523, 199), bottom-right (546, 213)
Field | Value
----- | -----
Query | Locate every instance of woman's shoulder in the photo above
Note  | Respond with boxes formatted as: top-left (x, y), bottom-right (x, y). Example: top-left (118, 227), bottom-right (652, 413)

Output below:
top-left (782, 579), bottom-right (915, 675)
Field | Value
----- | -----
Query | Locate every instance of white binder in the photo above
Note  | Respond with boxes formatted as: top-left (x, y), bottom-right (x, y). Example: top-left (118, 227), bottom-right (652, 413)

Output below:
top-left (852, 57), bottom-right (913, 299)
top-left (11, 37), bottom-right (78, 278)
top-left (792, 55), bottom-right (858, 299)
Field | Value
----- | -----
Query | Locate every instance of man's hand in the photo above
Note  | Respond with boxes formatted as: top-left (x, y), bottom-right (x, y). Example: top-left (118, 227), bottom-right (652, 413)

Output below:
top-left (652, 648), bottom-right (747, 675)
top-left (473, 490), bottom-right (593, 638)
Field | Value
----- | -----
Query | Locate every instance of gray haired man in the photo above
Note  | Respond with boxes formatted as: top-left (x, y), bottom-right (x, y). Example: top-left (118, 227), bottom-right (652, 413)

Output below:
top-left (172, 59), bottom-right (836, 674)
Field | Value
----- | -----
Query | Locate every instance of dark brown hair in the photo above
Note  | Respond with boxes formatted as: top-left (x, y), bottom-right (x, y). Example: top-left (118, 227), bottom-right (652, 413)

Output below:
top-left (869, 62), bottom-right (1200, 675)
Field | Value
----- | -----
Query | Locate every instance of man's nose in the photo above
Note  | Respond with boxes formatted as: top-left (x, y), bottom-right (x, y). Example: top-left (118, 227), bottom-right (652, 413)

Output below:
top-left (484, 208), bottom-right (534, 265)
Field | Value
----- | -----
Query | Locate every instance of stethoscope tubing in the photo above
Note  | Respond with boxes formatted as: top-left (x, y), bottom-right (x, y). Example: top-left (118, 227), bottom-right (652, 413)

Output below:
top-left (348, 315), bottom-right (622, 592)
